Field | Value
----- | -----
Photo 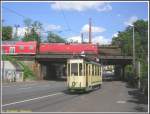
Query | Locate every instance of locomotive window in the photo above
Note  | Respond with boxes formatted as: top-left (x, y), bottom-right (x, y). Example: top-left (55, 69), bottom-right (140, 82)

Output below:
top-left (71, 63), bottom-right (78, 76)
top-left (19, 46), bottom-right (24, 50)
top-left (9, 47), bottom-right (15, 53)
top-left (79, 63), bottom-right (83, 76)
top-left (29, 45), bottom-right (33, 50)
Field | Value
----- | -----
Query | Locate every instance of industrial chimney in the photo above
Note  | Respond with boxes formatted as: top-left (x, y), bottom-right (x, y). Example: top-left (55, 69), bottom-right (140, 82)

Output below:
top-left (89, 18), bottom-right (92, 44)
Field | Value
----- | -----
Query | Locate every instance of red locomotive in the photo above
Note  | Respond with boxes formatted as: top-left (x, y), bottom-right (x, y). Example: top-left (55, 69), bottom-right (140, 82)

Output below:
top-left (2, 41), bottom-right (98, 55)
top-left (39, 43), bottom-right (98, 54)
top-left (2, 41), bottom-right (37, 55)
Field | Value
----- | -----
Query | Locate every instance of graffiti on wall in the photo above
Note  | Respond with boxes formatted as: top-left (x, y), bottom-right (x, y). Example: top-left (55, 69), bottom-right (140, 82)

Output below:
top-left (4, 70), bottom-right (23, 82)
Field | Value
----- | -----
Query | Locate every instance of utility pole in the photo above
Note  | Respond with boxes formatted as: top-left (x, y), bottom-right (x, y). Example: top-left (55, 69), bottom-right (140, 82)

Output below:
top-left (14, 24), bottom-right (20, 38)
top-left (132, 25), bottom-right (136, 72)
top-left (2, 19), bottom-right (5, 25)
top-left (81, 33), bottom-right (83, 43)
top-left (89, 18), bottom-right (92, 44)
top-left (130, 24), bottom-right (136, 76)
top-left (36, 31), bottom-right (40, 54)
top-left (138, 61), bottom-right (141, 89)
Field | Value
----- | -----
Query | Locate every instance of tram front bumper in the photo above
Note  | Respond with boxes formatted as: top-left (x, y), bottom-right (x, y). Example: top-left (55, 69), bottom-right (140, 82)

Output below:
top-left (68, 87), bottom-right (86, 91)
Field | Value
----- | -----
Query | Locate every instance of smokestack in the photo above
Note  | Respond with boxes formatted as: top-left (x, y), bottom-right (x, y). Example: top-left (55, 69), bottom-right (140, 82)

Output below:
top-left (89, 18), bottom-right (92, 44)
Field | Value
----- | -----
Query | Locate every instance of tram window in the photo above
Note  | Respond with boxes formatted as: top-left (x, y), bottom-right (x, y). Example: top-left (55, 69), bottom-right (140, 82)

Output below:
top-left (97, 66), bottom-right (99, 76)
top-left (95, 66), bottom-right (97, 76)
top-left (86, 64), bottom-right (88, 76)
top-left (79, 63), bottom-right (83, 76)
top-left (71, 63), bottom-right (78, 76)
top-left (99, 67), bottom-right (101, 76)
top-left (84, 64), bottom-right (87, 76)
top-left (93, 65), bottom-right (96, 76)
top-left (67, 64), bottom-right (70, 76)
top-left (92, 65), bottom-right (95, 76)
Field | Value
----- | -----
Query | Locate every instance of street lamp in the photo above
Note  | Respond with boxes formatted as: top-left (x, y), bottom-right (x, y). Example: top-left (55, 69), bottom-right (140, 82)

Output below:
top-left (130, 24), bottom-right (136, 75)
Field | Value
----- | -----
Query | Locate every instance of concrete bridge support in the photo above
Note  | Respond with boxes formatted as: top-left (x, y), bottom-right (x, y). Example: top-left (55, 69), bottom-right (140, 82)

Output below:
top-left (114, 65), bottom-right (126, 81)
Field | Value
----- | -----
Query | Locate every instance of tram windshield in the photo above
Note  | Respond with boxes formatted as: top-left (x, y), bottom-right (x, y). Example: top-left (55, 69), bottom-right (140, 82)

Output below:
top-left (71, 63), bottom-right (78, 76)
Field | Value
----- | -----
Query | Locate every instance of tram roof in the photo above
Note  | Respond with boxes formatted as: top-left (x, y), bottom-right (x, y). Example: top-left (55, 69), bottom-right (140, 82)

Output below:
top-left (67, 58), bottom-right (101, 66)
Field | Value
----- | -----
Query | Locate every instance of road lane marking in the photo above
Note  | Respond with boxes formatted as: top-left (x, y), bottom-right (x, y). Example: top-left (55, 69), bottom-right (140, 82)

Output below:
top-left (17, 87), bottom-right (32, 90)
top-left (116, 100), bottom-right (126, 104)
top-left (2, 83), bottom-right (38, 88)
top-left (2, 92), bottom-right (62, 107)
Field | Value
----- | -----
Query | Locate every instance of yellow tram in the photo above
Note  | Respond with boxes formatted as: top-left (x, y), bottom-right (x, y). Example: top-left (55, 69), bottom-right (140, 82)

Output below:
top-left (67, 58), bottom-right (102, 92)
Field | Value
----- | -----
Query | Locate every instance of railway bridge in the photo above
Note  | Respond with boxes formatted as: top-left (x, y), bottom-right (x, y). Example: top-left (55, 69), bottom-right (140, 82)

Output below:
top-left (11, 45), bottom-right (133, 81)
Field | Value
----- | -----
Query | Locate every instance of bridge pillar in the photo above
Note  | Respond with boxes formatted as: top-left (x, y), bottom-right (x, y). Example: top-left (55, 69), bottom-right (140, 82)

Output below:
top-left (114, 65), bottom-right (126, 81)
top-left (33, 61), bottom-right (42, 80)
top-left (121, 65), bottom-right (126, 81)
top-left (114, 65), bottom-right (121, 80)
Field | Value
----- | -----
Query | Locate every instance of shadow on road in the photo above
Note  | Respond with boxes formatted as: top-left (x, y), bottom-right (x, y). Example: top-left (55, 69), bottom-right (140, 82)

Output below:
top-left (128, 89), bottom-right (148, 105)
top-left (44, 78), bottom-right (67, 82)
top-left (126, 83), bottom-right (148, 112)
top-left (62, 89), bottom-right (92, 95)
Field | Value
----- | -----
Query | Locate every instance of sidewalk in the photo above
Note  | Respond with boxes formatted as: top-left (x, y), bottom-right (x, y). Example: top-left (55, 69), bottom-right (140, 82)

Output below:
top-left (2, 80), bottom-right (48, 86)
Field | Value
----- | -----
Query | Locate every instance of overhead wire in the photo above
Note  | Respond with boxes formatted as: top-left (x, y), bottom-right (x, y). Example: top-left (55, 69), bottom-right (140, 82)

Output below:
top-left (2, 5), bottom-right (76, 42)
top-left (2, 6), bottom-right (30, 20)
top-left (58, 3), bottom-right (71, 32)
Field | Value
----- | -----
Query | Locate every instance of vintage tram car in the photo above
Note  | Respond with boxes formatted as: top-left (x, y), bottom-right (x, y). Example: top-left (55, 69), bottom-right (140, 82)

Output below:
top-left (67, 58), bottom-right (102, 92)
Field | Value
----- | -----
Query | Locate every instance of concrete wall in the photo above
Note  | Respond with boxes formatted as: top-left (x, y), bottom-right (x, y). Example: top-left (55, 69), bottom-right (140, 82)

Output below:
top-left (1, 61), bottom-right (23, 82)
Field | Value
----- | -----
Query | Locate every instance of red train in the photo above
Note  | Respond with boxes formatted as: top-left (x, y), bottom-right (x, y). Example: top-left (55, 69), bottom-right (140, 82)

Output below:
top-left (2, 41), bottom-right (37, 55)
top-left (2, 41), bottom-right (98, 55)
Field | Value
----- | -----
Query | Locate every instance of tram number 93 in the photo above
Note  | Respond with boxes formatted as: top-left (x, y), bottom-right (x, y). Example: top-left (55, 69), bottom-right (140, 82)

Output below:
top-left (72, 81), bottom-right (76, 87)
top-left (72, 81), bottom-right (81, 87)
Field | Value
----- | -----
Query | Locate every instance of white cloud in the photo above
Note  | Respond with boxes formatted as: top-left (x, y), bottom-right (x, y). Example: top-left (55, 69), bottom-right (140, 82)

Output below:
top-left (81, 24), bottom-right (106, 33)
top-left (51, 2), bottom-right (112, 12)
top-left (67, 35), bottom-right (111, 45)
top-left (92, 36), bottom-right (111, 45)
top-left (67, 35), bottom-right (81, 43)
top-left (45, 24), bottom-right (62, 31)
top-left (112, 32), bottom-right (118, 37)
top-left (124, 16), bottom-right (138, 26)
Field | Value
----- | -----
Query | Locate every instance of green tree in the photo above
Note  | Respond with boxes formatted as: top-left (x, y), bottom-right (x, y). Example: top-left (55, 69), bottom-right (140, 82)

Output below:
top-left (22, 28), bottom-right (41, 42)
top-left (112, 20), bottom-right (148, 94)
top-left (22, 19), bottom-right (43, 42)
top-left (112, 20), bottom-right (148, 59)
top-left (47, 32), bottom-right (66, 43)
top-left (24, 18), bottom-right (32, 34)
top-left (2, 26), bottom-right (13, 40)
top-left (32, 21), bottom-right (43, 32)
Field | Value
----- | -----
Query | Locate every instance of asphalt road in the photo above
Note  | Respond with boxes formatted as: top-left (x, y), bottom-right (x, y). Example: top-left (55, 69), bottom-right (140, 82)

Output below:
top-left (2, 80), bottom-right (148, 113)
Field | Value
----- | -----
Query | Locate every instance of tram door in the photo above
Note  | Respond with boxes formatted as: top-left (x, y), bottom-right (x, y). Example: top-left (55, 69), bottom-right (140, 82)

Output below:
top-left (87, 64), bottom-right (92, 87)
top-left (85, 64), bottom-right (88, 86)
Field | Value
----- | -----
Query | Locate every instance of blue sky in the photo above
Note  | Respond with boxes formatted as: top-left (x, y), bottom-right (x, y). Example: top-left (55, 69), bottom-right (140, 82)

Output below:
top-left (2, 1), bottom-right (148, 44)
